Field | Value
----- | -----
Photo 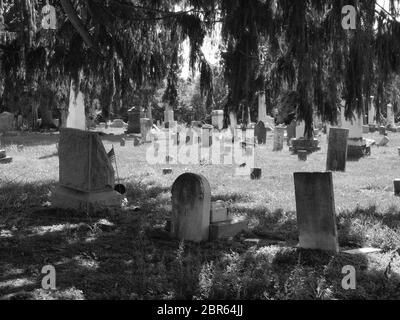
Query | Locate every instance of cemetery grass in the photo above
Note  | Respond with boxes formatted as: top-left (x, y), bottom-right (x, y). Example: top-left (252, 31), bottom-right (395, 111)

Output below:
top-left (1, 132), bottom-right (400, 299)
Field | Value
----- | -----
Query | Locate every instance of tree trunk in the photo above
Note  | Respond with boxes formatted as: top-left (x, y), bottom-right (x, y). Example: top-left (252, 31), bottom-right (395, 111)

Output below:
top-left (59, 0), bottom-right (98, 51)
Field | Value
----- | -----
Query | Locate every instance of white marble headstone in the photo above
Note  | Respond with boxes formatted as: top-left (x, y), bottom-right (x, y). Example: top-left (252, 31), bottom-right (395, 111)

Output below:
top-left (66, 80), bottom-right (86, 131)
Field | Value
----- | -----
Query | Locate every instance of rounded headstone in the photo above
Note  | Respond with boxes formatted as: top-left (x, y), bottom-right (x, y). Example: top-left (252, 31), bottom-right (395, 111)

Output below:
top-left (171, 173), bottom-right (211, 242)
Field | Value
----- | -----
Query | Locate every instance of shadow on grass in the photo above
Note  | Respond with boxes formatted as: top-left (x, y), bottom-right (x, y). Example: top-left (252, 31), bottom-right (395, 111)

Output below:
top-left (38, 152), bottom-right (58, 160)
top-left (1, 179), bottom-right (400, 300)
top-left (1, 134), bottom-right (59, 147)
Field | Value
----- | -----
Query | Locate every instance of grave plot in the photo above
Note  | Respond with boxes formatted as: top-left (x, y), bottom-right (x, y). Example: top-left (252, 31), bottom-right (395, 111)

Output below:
top-left (51, 128), bottom-right (122, 213)
top-left (169, 173), bottom-right (249, 242)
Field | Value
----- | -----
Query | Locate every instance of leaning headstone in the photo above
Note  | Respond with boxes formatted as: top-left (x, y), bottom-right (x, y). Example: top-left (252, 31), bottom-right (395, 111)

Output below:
top-left (170, 173), bottom-right (211, 242)
top-left (51, 128), bottom-right (122, 212)
top-left (133, 136), bottom-right (141, 146)
top-left (378, 136), bottom-right (390, 147)
top-left (273, 126), bottom-right (286, 151)
top-left (293, 172), bottom-right (339, 252)
top-left (254, 121), bottom-right (267, 145)
top-left (120, 138), bottom-right (126, 147)
top-left (127, 107), bottom-right (141, 134)
top-left (326, 128), bottom-right (349, 172)
top-left (0, 112), bottom-right (14, 133)
top-left (0, 149), bottom-right (6, 158)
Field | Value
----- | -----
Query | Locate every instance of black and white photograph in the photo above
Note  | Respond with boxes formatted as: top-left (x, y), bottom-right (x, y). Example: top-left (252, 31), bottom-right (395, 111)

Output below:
top-left (1, 0), bottom-right (400, 306)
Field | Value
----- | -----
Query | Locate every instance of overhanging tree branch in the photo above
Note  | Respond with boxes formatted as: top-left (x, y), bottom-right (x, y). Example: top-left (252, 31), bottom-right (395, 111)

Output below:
top-left (59, 0), bottom-right (100, 53)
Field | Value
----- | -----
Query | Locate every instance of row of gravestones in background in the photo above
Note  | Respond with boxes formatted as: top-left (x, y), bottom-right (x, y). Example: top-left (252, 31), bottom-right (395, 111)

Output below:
top-left (50, 127), bottom-right (359, 251)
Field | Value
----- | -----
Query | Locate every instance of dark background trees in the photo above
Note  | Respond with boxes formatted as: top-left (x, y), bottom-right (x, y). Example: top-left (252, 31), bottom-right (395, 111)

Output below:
top-left (1, 1), bottom-right (400, 134)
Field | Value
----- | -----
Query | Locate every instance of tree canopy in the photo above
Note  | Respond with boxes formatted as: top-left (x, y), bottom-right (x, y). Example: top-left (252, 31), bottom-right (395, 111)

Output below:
top-left (1, 1), bottom-right (400, 135)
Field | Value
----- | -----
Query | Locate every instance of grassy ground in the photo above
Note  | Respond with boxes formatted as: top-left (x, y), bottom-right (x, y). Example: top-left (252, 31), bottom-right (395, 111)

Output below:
top-left (1, 129), bottom-right (400, 300)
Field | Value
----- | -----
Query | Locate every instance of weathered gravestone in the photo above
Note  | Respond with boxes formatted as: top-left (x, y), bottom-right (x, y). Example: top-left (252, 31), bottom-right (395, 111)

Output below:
top-left (164, 108), bottom-right (175, 128)
top-left (0, 112), bottom-right (14, 133)
top-left (298, 150), bottom-right (308, 161)
top-left (254, 121), bottom-right (267, 145)
top-left (394, 179), bottom-right (400, 196)
top-left (387, 103), bottom-right (395, 128)
top-left (201, 125), bottom-right (213, 148)
top-left (140, 118), bottom-right (152, 143)
top-left (368, 96), bottom-right (376, 126)
top-left (171, 173), bottom-right (211, 242)
top-left (378, 136), bottom-right (390, 147)
top-left (127, 107), bottom-right (141, 134)
top-left (326, 128), bottom-right (349, 172)
top-left (286, 121), bottom-right (296, 146)
top-left (273, 126), bottom-right (286, 151)
top-left (66, 82), bottom-right (86, 131)
top-left (51, 128), bottom-right (122, 212)
top-left (211, 110), bottom-right (224, 130)
top-left (293, 172), bottom-right (339, 252)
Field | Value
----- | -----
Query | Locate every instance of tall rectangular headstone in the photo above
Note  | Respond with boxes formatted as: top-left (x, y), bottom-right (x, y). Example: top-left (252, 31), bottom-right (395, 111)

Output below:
top-left (258, 92), bottom-right (268, 125)
top-left (326, 128), bottom-right (349, 172)
top-left (273, 127), bottom-right (286, 151)
top-left (287, 121), bottom-right (296, 145)
top-left (368, 96), bottom-right (376, 125)
top-left (254, 121), bottom-right (267, 144)
top-left (66, 80), bottom-right (86, 131)
top-left (164, 107), bottom-right (174, 128)
top-left (296, 121), bottom-right (306, 139)
top-left (127, 107), bottom-right (141, 134)
top-left (140, 118), bottom-right (152, 143)
top-left (387, 103), bottom-right (395, 128)
top-left (294, 172), bottom-right (339, 252)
